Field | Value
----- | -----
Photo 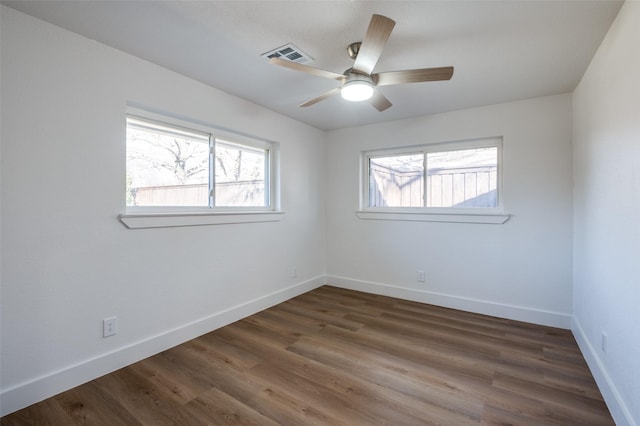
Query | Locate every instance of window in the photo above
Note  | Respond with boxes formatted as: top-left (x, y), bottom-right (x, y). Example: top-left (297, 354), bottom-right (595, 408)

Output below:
top-left (363, 138), bottom-right (502, 213)
top-left (125, 113), bottom-right (275, 213)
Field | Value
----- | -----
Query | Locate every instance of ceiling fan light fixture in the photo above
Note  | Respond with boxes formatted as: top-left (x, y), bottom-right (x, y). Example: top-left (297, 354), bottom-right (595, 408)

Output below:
top-left (341, 80), bottom-right (374, 102)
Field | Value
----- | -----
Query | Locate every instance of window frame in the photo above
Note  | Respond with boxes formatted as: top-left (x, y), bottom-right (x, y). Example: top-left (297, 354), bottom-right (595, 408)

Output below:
top-left (359, 137), bottom-right (508, 223)
top-left (120, 107), bottom-right (281, 228)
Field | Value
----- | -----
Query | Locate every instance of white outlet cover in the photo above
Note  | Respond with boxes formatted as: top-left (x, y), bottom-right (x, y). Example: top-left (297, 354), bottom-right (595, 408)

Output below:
top-left (103, 317), bottom-right (117, 338)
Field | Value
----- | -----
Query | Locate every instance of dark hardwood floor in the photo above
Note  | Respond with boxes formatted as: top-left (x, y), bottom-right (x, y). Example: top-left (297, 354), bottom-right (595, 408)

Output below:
top-left (1, 286), bottom-right (614, 425)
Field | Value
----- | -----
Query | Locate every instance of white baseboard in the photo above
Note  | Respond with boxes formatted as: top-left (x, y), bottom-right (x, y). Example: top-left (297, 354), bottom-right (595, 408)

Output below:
top-left (326, 275), bottom-right (572, 329)
top-left (572, 317), bottom-right (636, 426)
top-left (0, 276), bottom-right (325, 417)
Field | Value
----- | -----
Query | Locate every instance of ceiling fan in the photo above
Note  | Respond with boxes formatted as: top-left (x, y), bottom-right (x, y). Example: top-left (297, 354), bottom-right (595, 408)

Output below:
top-left (269, 14), bottom-right (454, 112)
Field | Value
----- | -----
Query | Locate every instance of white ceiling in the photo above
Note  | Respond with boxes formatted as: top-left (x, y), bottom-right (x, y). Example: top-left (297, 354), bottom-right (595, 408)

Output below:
top-left (3, 0), bottom-right (623, 131)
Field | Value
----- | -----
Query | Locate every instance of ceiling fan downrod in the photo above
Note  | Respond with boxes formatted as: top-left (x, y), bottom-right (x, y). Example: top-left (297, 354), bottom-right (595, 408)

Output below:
top-left (347, 42), bottom-right (362, 60)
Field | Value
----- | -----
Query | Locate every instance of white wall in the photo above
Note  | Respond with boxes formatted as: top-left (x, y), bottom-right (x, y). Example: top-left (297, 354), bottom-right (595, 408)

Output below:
top-left (573, 1), bottom-right (640, 424)
top-left (0, 6), bottom-right (325, 415)
top-left (325, 94), bottom-right (574, 328)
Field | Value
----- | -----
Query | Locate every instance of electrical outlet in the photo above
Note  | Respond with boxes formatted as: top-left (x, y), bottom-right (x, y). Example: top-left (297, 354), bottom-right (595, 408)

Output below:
top-left (291, 267), bottom-right (297, 278)
top-left (601, 331), bottom-right (607, 353)
top-left (103, 317), bottom-right (117, 338)
top-left (417, 270), bottom-right (425, 282)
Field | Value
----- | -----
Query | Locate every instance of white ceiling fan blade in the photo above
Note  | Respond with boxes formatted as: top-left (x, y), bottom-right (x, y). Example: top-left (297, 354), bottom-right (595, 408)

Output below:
top-left (374, 67), bottom-right (454, 86)
top-left (352, 14), bottom-right (396, 76)
top-left (370, 89), bottom-right (392, 111)
top-left (270, 57), bottom-right (345, 81)
top-left (299, 87), bottom-right (341, 107)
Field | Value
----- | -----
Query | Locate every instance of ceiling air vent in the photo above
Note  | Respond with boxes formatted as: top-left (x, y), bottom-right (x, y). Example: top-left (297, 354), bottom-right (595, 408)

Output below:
top-left (261, 43), bottom-right (313, 64)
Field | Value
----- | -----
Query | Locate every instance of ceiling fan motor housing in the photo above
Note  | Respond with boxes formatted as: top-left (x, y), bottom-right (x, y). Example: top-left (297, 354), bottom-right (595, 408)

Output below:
top-left (344, 69), bottom-right (373, 84)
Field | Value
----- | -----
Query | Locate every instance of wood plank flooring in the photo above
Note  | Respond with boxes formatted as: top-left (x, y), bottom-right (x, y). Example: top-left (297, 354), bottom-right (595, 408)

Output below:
top-left (1, 286), bottom-right (614, 425)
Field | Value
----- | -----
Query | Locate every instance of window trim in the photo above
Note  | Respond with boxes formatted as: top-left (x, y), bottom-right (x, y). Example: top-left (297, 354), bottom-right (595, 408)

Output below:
top-left (122, 107), bottom-right (281, 228)
top-left (355, 210), bottom-right (510, 224)
top-left (360, 137), bottom-right (509, 224)
top-left (119, 211), bottom-right (284, 229)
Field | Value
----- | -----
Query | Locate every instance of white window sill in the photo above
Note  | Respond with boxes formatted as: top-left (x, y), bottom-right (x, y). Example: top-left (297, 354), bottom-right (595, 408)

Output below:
top-left (119, 211), bottom-right (284, 229)
top-left (356, 210), bottom-right (510, 224)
